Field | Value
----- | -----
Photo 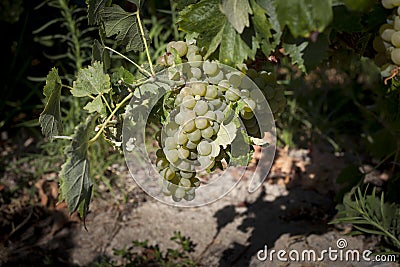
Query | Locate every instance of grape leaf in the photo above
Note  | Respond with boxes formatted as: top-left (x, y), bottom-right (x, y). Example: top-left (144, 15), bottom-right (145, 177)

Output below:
top-left (179, 0), bottom-right (256, 66)
top-left (254, 0), bottom-right (282, 55)
top-left (275, 0), bottom-right (333, 37)
top-left (220, 0), bottom-right (252, 34)
top-left (92, 39), bottom-right (110, 71)
top-left (174, 0), bottom-right (198, 10)
top-left (72, 61), bottom-right (111, 97)
top-left (84, 95), bottom-right (103, 113)
top-left (282, 42), bottom-right (309, 72)
top-left (39, 68), bottom-right (62, 138)
top-left (59, 115), bottom-right (96, 221)
top-left (100, 5), bottom-right (150, 52)
top-left (88, 0), bottom-right (109, 25)
top-left (214, 119), bottom-right (239, 149)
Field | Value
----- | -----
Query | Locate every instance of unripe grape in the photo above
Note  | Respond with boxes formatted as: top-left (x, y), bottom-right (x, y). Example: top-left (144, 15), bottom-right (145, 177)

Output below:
top-left (182, 95), bottom-right (196, 109)
top-left (191, 83), bottom-right (207, 96)
top-left (183, 119), bottom-right (196, 132)
top-left (173, 41), bottom-right (188, 57)
top-left (175, 130), bottom-right (188, 145)
top-left (205, 85), bottom-right (218, 99)
top-left (178, 147), bottom-right (190, 159)
top-left (225, 88), bottom-right (241, 101)
top-left (187, 129), bottom-right (202, 142)
top-left (379, 24), bottom-right (393, 35)
top-left (381, 28), bottom-right (396, 42)
top-left (391, 31), bottom-right (400, 47)
top-left (165, 149), bottom-right (179, 163)
top-left (194, 100), bottom-right (209, 115)
top-left (165, 137), bottom-right (178, 149)
top-left (197, 141), bottom-right (212, 156)
top-left (201, 126), bottom-right (214, 139)
top-left (382, 0), bottom-right (395, 9)
top-left (391, 47), bottom-right (400, 64)
top-left (395, 16), bottom-right (400, 31)
top-left (195, 117), bottom-right (209, 129)
top-left (203, 61), bottom-right (219, 76)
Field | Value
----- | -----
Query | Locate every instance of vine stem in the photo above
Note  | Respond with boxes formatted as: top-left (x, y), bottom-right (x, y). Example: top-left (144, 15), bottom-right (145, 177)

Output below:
top-left (88, 91), bottom-right (134, 145)
top-left (101, 94), bottom-right (112, 113)
top-left (104, 46), bottom-right (152, 77)
top-left (136, 11), bottom-right (155, 76)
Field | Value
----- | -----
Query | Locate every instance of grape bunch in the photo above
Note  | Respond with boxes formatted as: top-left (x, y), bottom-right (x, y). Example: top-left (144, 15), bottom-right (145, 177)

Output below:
top-left (373, 0), bottom-right (400, 77)
top-left (153, 41), bottom-right (283, 202)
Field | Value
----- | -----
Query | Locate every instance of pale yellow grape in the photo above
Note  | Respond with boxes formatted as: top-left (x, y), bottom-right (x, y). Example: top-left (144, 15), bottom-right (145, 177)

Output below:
top-left (175, 130), bottom-right (188, 145)
top-left (393, 0), bottom-right (400, 6)
top-left (392, 31), bottom-right (400, 47)
top-left (228, 74), bottom-right (242, 88)
top-left (379, 24), bottom-right (393, 35)
top-left (382, 0), bottom-right (395, 9)
top-left (381, 28), bottom-right (395, 42)
top-left (165, 137), bottom-right (178, 150)
top-left (195, 117), bottom-right (209, 129)
top-left (204, 111), bottom-right (217, 121)
top-left (391, 47), bottom-right (400, 64)
top-left (194, 100), bottom-right (209, 115)
top-left (183, 119), bottom-right (196, 132)
top-left (179, 178), bottom-right (192, 187)
top-left (191, 83), bottom-right (207, 96)
top-left (395, 16), bottom-right (400, 31)
top-left (197, 141), bottom-right (212, 156)
top-left (225, 88), bottom-right (241, 101)
top-left (187, 129), bottom-right (202, 142)
top-left (190, 67), bottom-right (202, 79)
top-left (164, 168), bottom-right (176, 180)
top-left (173, 41), bottom-right (188, 57)
top-left (182, 95), bottom-right (196, 109)
top-left (203, 61), bottom-right (219, 76)
top-left (201, 126), bottom-right (214, 139)
top-left (205, 85), bottom-right (218, 99)
top-left (178, 147), bottom-right (190, 159)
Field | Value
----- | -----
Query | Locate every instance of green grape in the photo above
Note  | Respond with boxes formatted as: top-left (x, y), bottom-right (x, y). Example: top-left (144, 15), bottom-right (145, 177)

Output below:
top-left (207, 70), bottom-right (224, 84)
top-left (198, 155), bottom-right (215, 169)
top-left (182, 95), bottom-right (196, 109)
top-left (179, 178), bottom-right (192, 187)
top-left (165, 149), bottom-right (179, 163)
top-left (214, 110), bottom-right (224, 123)
top-left (240, 109), bottom-right (254, 120)
top-left (180, 87), bottom-right (193, 97)
top-left (156, 149), bottom-right (165, 159)
top-left (205, 85), bottom-right (218, 99)
top-left (175, 130), bottom-right (188, 145)
top-left (186, 140), bottom-right (198, 150)
top-left (194, 100), bottom-right (209, 115)
top-left (391, 48), bottom-right (400, 64)
top-left (392, 31), bottom-right (400, 47)
top-left (191, 83), bottom-right (207, 96)
top-left (382, 0), bottom-right (395, 9)
top-left (165, 121), bottom-right (179, 136)
top-left (187, 44), bottom-right (199, 57)
top-left (178, 147), bottom-right (190, 159)
top-left (197, 140), bottom-right (212, 156)
top-left (218, 80), bottom-right (230, 91)
top-left (174, 112), bottom-right (184, 125)
top-left (244, 117), bottom-right (257, 128)
top-left (395, 16), bottom-right (400, 31)
top-left (176, 159), bottom-right (193, 172)
top-left (174, 187), bottom-right (186, 199)
top-left (187, 129), bottom-right (202, 142)
top-left (174, 94), bottom-right (183, 106)
top-left (393, 0), bottom-right (400, 6)
top-left (381, 28), bottom-right (395, 42)
top-left (195, 117), bottom-right (209, 129)
top-left (191, 67), bottom-right (202, 79)
top-left (183, 119), bottom-right (196, 132)
top-left (201, 126), bottom-right (214, 139)
top-left (243, 98), bottom-right (256, 112)
top-left (228, 73), bottom-right (242, 88)
top-left (204, 111), bottom-right (217, 121)
top-left (156, 158), bottom-right (169, 170)
top-left (203, 61), bottom-right (219, 76)
top-left (166, 41), bottom-right (176, 53)
top-left (225, 88), bottom-right (241, 101)
top-left (164, 167), bottom-right (176, 180)
top-left (212, 122), bottom-right (220, 134)
top-left (188, 53), bottom-right (203, 67)
top-left (180, 171), bottom-right (196, 179)
top-left (173, 41), bottom-right (188, 57)
top-left (165, 137), bottom-right (178, 150)
top-left (240, 89), bottom-right (250, 98)
top-left (184, 193), bottom-right (195, 201)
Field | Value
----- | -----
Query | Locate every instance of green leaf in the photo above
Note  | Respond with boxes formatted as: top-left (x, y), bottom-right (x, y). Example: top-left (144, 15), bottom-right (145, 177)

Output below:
top-left (39, 68), bottom-right (62, 138)
top-left (220, 0), bottom-right (252, 34)
top-left (84, 95), bottom-right (103, 113)
top-left (179, 0), bottom-right (256, 66)
top-left (88, 0), bottom-right (110, 25)
top-left (100, 5), bottom-right (150, 52)
top-left (303, 32), bottom-right (329, 70)
top-left (59, 115), bottom-right (96, 220)
top-left (92, 39), bottom-right (110, 71)
top-left (174, 0), bottom-right (198, 10)
top-left (282, 42), bottom-right (308, 72)
top-left (214, 119), bottom-right (239, 149)
top-left (112, 66), bottom-right (135, 85)
top-left (275, 0), bottom-right (333, 37)
top-left (343, 0), bottom-right (375, 11)
top-left (72, 62), bottom-right (111, 97)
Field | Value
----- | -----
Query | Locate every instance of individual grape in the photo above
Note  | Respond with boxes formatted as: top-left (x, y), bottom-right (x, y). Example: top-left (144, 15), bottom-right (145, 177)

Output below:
top-left (381, 28), bottom-right (395, 42)
top-left (182, 95), bottom-right (196, 109)
top-left (184, 193), bottom-right (195, 201)
top-left (244, 116), bottom-right (257, 128)
top-left (198, 155), bottom-right (215, 169)
top-left (165, 137), bottom-right (178, 150)
top-left (218, 80), bottom-right (230, 91)
top-left (188, 53), bottom-right (203, 67)
top-left (156, 158), bottom-right (169, 170)
top-left (194, 100), bottom-right (209, 115)
top-left (207, 70), bottom-right (224, 84)
top-left (179, 178), bottom-right (192, 187)
top-left (254, 77), bottom-right (266, 88)
top-left (164, 167), bottom-right (176, 180)
top-left (191, 67), bottom-right (202, 79)
top-left (243, 98), bottom-right (256, 112)
top-left (203, 61), bottom-right (219, 76)
top-left (186, 140), bottom-right (198, 150)
top-left (174, 187), bottom-right (186, 199)
top-left (240, 89), bottom-right (250, 98)
top-left (195, 117), bottom-right (209, 129)
top-left (187, 129), bottom-right (202, 142)
top-left (180, 87), bottom-right (193, 97)
top-left (246, 68), bottom-right (258, 79)
top-left (204, 111), bottom-right (217, 121)
top-left (187, 44), bottom-right (199, 57)
top-left (166, 41), bottom-right (176, 53)
top-left (165, 121), bottom-right (179, 136)
top-left (182, 119), bottom-right (196, 132)
top-left (191, 83), bottom-right (207, 96)
top-left (205, 85), bottom-right (218, 99)
top-left (395, 16), bottom-right (400, 31)
top-left (171, 41), bottom-right (188, 57)
top-left (180, 171), bottom-right (196, 179)
top-left (382, 0), bottom-right (395, 9)
top-left (225, 88), bottom-right (241, 101)
top-left (201, 126), bottom-right (214, 139)
top-left (228, 73), bottom-right (242, 88)
top-left (156, 149), bottom-right (165, 159)
top-left (178, 147), bottom-right (190, 159)
top-left (176, 159), bottom-right (193, 172)
top-left (392, 31), bottom-right (400, 47)
top-left (214, 110), bottom-right (224, 123)
top-left (165, 149), bottom-right (179, 163)
top-left (240, 110), bottom-right (254, 120)
top-left (393, 0), bottom-right (400, 6)
top-left (212, 122), bottom-right (220, 134)
top-left (197, 140), bottom-right (212, 156)
top-left (391, 48), bottom-right (400, 64)
top-left (174, 112), bottom-right (184, 125)
top-left (175, 130), bottom-right (188, 145)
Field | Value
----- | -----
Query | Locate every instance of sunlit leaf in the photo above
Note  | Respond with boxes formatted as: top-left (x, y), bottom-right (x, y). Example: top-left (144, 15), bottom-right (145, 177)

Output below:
top-left (84, 95), bottom-right (103, 113)
top-left (282, 42), bottom-right (309, 72)
top-left (71, 61), bottom-right (111, 97)
top-left (220, 0), bottom-right (252, 34)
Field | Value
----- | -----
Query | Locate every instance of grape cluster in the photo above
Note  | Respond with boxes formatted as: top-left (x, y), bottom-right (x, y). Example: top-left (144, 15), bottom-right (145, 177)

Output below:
top-left (373, 0), bottom-right (400, 77)
top-left (154, 41), bottom-right (283, 201)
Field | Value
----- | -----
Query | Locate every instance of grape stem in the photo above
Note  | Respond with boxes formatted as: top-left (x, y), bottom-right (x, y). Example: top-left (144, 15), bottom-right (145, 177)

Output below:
top-left (104, 46), bottom-right (152, 77)
top-left (136, 11), bottom-right (155, 77)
